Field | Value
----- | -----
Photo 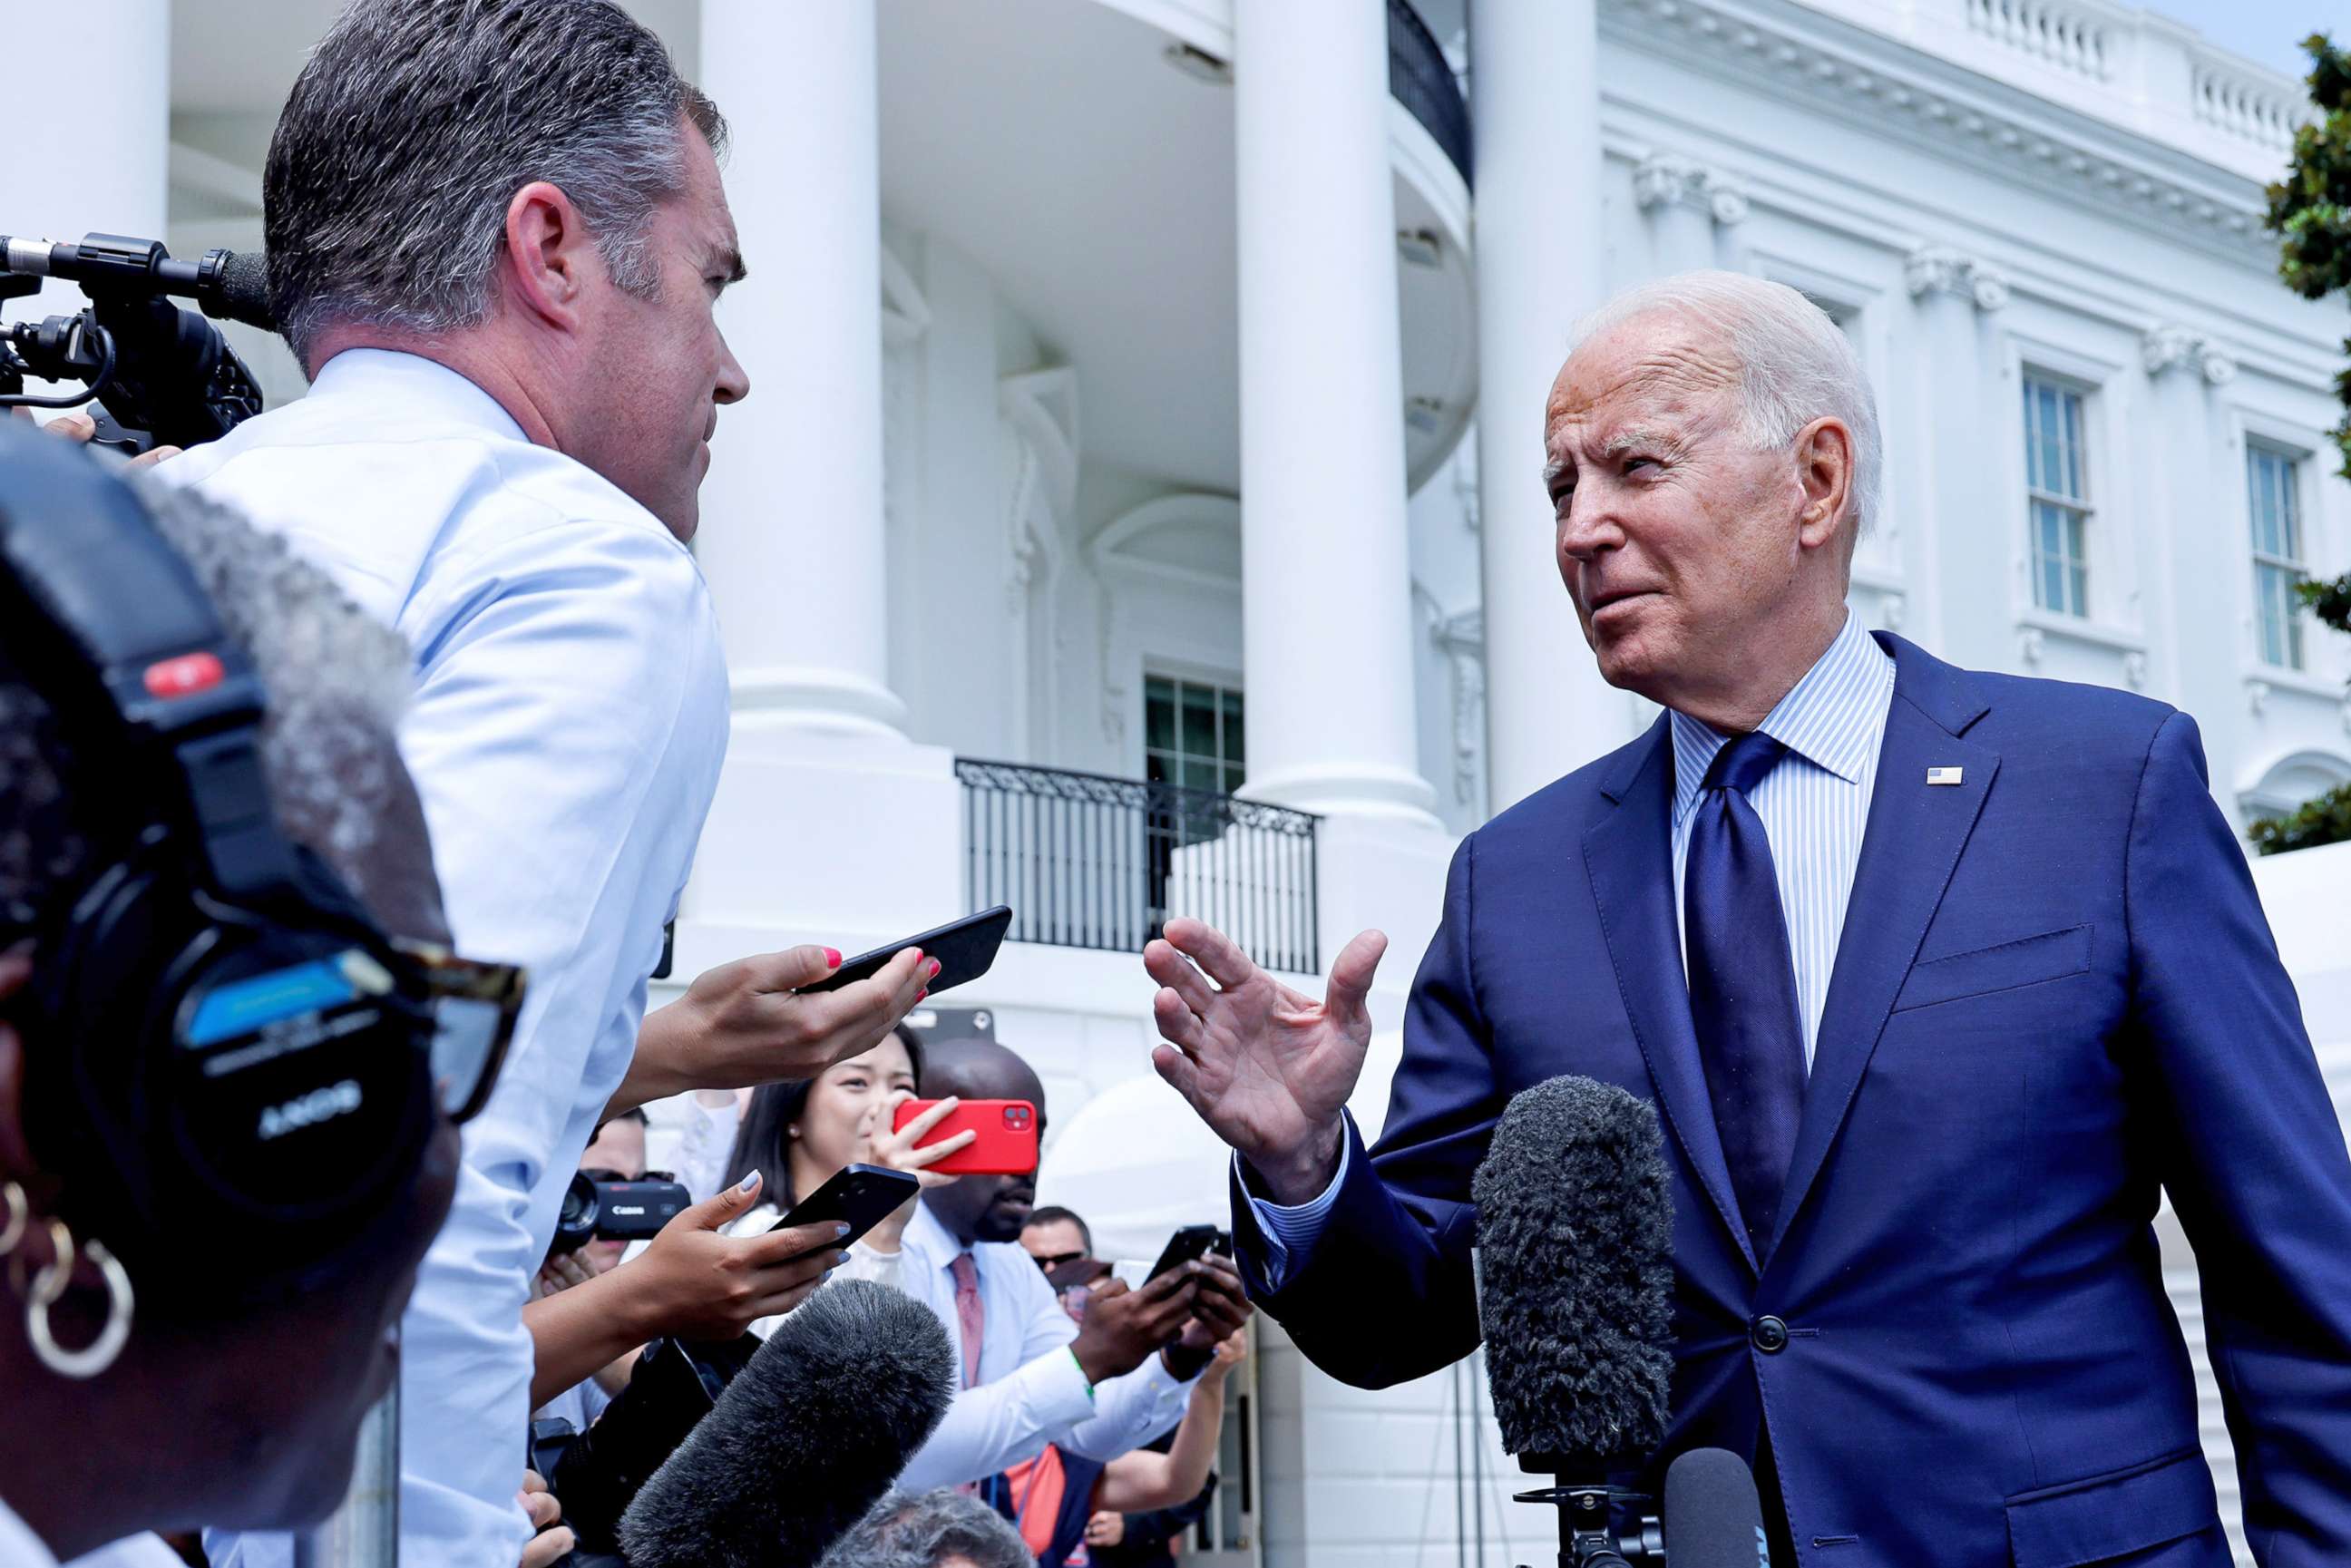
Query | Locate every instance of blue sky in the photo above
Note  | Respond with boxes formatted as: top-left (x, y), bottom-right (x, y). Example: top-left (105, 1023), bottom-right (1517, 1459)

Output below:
top-left (2138, 0), bottom-right (2342, 79)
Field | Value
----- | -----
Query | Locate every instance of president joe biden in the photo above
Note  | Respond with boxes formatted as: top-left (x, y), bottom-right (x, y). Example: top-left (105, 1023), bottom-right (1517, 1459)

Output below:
top-left (1142, 271), bottom-right (2351, 1566)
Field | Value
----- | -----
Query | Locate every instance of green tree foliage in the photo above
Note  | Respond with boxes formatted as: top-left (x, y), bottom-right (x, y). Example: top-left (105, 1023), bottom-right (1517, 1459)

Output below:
top-left (2252, 34), bottom-right (2351, 853)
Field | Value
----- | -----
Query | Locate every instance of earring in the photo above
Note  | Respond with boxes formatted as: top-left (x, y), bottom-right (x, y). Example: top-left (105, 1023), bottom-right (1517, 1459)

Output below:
top-left (25, 1220), bottom-right (133, 1380)
top-left (0, 1181), bottom-right (25, 1260)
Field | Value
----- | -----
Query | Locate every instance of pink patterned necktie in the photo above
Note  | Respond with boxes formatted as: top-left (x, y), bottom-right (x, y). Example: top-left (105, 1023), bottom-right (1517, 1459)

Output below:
top-left (949, 1251), bottom-right (984, 1388)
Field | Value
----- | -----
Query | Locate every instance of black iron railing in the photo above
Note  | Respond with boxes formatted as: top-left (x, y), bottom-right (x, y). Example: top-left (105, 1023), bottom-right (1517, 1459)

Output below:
top-left (955, 759), bottom-right (1321, 974)
top-left (1390, 0), bottom-right (1472, 187)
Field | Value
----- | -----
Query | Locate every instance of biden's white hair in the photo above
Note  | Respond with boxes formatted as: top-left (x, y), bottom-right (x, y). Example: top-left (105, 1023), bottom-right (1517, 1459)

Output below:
top-left (1575, 270), bottom-right (1884, 541)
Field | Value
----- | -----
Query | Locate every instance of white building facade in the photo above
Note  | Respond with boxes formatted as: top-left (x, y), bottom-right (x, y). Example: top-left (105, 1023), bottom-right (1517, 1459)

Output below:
top-left (11, 1), bottom-right (2350, 1563)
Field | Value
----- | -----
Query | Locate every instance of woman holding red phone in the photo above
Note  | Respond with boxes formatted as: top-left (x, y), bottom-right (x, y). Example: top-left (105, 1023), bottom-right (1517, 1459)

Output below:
top-left (716, 1025), bottom-right (978, 1334)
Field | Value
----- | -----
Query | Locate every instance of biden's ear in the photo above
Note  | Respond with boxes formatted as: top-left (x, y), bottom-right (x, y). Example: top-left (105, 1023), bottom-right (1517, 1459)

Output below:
top-left (1792, 415), bottom-right (1855, 554)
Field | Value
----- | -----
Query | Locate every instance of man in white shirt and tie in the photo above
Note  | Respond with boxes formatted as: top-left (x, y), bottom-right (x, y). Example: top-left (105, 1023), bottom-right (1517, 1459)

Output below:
top-left (889, 1039), bottom-right (1253, 1495)
top-left (164, 4), bottom-right (930, 1563)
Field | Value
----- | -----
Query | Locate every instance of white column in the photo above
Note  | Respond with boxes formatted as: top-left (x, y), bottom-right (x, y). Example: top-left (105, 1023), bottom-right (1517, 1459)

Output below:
top-left (1468, 0), bottom-right (1622, 813)
top-left (1634, 153), bottom-right (1751, 277)
top-left (1232, 0), bottom-right (1437, 825)
top-left (697, 0), bottom-right (904, 741)
top-left (680, 0), bottom-right (960, 950)
top-left (0, 0), bottom-right (170, 400)
top-left (1907, 246), bottom-right (2012, 673)
top-left (2143, 327), bottom-right (2239, 798)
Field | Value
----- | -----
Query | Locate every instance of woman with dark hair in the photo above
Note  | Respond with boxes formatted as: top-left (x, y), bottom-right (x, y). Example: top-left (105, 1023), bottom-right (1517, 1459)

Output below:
top-left (715, 1024), bottom-right (972, 1333)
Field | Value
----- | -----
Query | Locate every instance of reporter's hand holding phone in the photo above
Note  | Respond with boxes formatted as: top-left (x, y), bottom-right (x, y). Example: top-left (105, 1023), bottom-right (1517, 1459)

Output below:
top-left (861, 1090), bottom-right (979, 1190)
top-left (616, 942), bottom-right (936, 1115)
top-left (1070, 1266), bottom-right (1202, 1385)
top-left (1163, 1254), bottom-right (1253, 1378)
top-left (629, 1170), bottom-right (851, 1340)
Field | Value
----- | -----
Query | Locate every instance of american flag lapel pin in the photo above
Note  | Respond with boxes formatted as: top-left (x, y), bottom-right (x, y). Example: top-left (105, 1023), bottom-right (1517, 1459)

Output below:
top-left (1927, 766), bottom-right (1964, 786)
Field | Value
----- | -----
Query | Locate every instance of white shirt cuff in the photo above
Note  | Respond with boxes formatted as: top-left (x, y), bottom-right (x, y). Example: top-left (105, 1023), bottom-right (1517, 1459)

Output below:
top-left (1020, 1339), bottom-right (1104, 1426)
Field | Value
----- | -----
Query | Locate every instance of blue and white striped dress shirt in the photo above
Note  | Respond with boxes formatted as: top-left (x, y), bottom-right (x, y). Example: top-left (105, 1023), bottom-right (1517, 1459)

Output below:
top-left (1249, 611), bottom-right (1897, 1270)
top-left (1667, 609), bottom-right (1895, 1069)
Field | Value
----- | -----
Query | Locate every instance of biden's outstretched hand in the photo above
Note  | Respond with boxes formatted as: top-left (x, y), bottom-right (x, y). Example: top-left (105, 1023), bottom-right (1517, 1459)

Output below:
top-left (1144, 917), bottom-right (1387, 1204)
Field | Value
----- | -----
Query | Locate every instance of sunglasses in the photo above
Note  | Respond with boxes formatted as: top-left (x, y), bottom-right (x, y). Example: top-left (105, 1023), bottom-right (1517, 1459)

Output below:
top-left (1030, 1249), bottom-right (1088, 1272)
top-left (386, 939), bottom-right (526, 1125)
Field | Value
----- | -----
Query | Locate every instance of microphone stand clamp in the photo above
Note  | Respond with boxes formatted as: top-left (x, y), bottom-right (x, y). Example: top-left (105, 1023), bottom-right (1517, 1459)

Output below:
top-left (1510, 1475), bottom-right (1664, 1567)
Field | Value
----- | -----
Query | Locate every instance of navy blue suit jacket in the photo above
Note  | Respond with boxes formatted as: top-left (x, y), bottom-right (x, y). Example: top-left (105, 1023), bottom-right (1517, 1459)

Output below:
top-left (1233, 635), bottom-right (2351, 1567)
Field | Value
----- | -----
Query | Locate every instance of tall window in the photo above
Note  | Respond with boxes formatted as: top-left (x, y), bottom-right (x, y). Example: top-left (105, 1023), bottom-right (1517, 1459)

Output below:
top-left (2248, 443), bottom-right (2307, 670)
top-left (1145, 674), bottom-right (1246, 798)
top-left (2022, 375), bottom-right (2091, 618)
top-left (1143, 675), bottom-right (1245, 935)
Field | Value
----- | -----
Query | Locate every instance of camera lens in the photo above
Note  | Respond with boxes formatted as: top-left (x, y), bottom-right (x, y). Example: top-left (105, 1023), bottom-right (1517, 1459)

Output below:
top-left (550, 1170), bottom-right (600, 1255)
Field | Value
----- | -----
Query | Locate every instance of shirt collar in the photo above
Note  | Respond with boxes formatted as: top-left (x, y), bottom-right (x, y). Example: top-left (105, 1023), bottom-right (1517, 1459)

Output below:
top-left (1670, 612), bottom-right (1889, 823)
top-left (902, 1198), bottom-right (966, 1270)
top-left (308, 347), bottom-right (531, 445)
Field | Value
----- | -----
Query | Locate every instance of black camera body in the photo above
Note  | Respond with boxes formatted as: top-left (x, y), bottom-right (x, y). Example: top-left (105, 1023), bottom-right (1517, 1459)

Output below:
top-left (1, 233), bottom-right (273, 455)
top-left (551, 1171), bottom-right (691, 1255)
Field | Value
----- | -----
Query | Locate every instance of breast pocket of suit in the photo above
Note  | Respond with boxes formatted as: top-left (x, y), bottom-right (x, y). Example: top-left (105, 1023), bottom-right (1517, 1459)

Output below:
top-left (1892, 924), bottom-right (2094, 1014)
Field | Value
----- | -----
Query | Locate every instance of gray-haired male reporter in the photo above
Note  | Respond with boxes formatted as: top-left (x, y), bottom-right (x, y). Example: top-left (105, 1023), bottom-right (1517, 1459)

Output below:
top-left (161, 4), bottom-right (930, 1564)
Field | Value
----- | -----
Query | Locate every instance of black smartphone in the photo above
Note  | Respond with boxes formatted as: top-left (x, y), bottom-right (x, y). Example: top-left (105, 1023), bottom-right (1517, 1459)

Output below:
top-left (767, 1162), bottom-right (921, 1254)
top-left (796, 905), bottom-right (1014, 997)
top-left (1149, 1222), bottom-right (1231, 1281)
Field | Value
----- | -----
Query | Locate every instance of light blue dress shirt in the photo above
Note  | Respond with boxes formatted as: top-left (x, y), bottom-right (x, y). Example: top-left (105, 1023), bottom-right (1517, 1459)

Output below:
top-left (1249, 613), bottom-right (1895, 1278)
top-left (165, 350), bottom-right (731, 1568)
top-left (888, 1201), bottom-right (1199, 1492)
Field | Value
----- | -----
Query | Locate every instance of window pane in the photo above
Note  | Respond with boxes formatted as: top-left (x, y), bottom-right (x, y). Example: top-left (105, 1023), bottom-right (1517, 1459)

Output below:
top-left (2249, 451), bottom-right (2278, 557)
top-left (1222, 688), bottom-right (1245, 770)
top-left (2258, 561), bottom-right (2306, 670)
top-left (1180, 682), bottom-right (1217, 759)
top-left (2033, 384), bottom-right (2057, 491)
top-left (2068, 561), bottom-right (2087, 619)
top-left (2276, 453), bottom-right (2302, 560)
top-left (1181, 758), bottom-right (1219, 796)
top-left (1145, 679), bottom-right (1175, 751)
top-left (2061, 392), bottom-right (2085, 500)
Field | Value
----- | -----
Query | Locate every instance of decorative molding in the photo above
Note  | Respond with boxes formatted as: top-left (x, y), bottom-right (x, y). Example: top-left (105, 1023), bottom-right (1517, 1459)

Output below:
top-left (1634, 151), bottom-right (1751, 226)
top-left (2237, 744), bottom-right (2351, 821)
top-left (1426, 603), bottom-right (1487, 807)
top-left (2141, 325), bottom-right (2237, 385)
top-left (2018, 626), bottom-right (2045, 667)
top-left (1598, 0), bottom-right (2276, 261)
top-left (1088, 492), bottom-right (1243, 750)
top-left (2247, 678), bottom-right (2270, 718)
top-left (879, 245), bottom-right (932, 348)
top-left (2122, 650), bottom-right (2149, 690)
top-left (1905, 245), bottom-right (2010, 311)
top-left (1879, 591), bottom-right (1907, 630)
top-left (1454, 441), bottom-right (1481, 535)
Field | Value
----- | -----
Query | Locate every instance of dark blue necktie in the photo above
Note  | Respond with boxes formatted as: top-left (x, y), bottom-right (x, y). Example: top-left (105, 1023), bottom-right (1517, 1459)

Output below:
top-left (1684, 730), bottom-right (1807, 1261)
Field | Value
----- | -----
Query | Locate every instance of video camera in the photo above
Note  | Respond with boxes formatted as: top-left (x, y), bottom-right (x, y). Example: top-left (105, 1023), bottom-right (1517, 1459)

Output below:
top-left (0, 231), bottom-right (276, 456)
top-left (550, 1170), bottom-right (692, 1256)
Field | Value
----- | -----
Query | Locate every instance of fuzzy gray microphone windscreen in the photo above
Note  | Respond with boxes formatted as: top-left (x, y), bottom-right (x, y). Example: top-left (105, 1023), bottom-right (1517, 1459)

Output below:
top-left (615, 1278), bottom-right (959, 1568)
top-left (1471, 1075), bottom-right (1675, 1471)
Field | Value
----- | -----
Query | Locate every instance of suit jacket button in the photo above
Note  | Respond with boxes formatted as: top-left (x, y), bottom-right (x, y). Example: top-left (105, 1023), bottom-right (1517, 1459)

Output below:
top-left (1751, 1315), bottom-right (1790, 1353)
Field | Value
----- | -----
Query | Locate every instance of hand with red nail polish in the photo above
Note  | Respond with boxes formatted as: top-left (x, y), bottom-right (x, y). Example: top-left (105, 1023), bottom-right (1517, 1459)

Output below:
top-left (610, 940), bottom-right (929, 1115)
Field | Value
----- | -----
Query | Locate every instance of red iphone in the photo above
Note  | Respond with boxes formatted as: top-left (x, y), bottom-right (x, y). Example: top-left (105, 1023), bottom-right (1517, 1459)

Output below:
top-left (894, 1097), bottom-right (1039, 1175)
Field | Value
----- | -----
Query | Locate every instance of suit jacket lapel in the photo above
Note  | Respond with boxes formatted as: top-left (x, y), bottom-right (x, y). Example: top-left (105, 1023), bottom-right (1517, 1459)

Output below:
top-left (1768, 635), bottom-right (1999, 1258)
top-left (1584, 716), bottom-right (1758, 1275)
